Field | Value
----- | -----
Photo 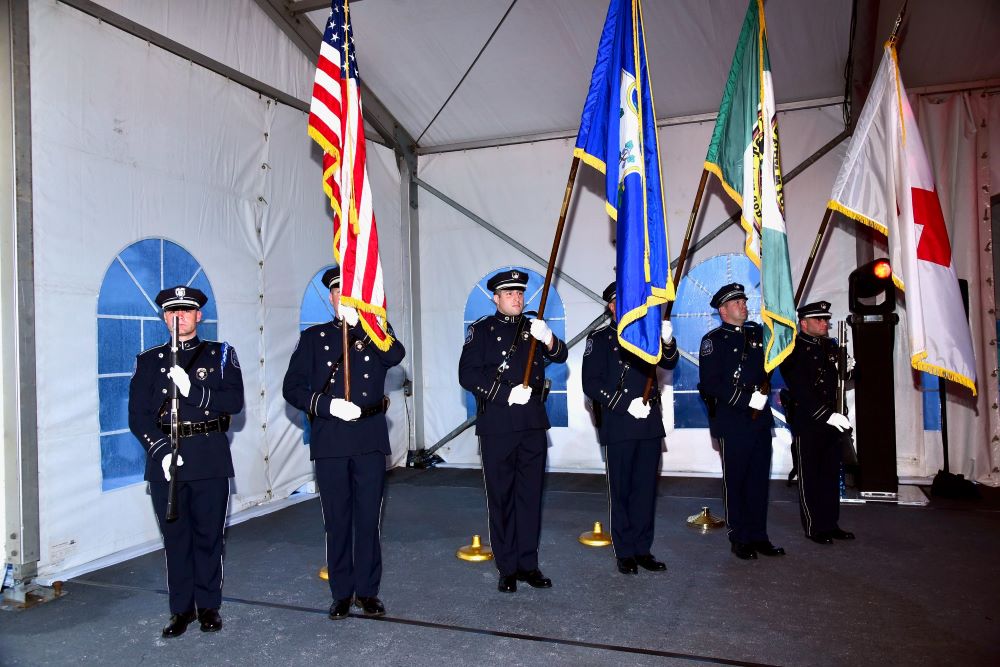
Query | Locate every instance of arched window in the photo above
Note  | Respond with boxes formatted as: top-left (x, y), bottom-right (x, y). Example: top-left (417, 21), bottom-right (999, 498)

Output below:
top-left (296, 265), bottom-right (339, 444)
top-left (462, 267), bottom-right (568, 427)
top-left (670, 253), bottom-right (785, 429)
top-left (97, 238), bottom-right (217, 491)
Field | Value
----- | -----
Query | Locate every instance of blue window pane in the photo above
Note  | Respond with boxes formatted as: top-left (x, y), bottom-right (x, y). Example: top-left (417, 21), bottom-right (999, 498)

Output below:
top-left (100, 433), bottom-right (146, 492)
top-left (98, 318), bottom-right (142, 374)
top-left (98, 376), bottom-right (132, 433)
top-left (545, 392), bottom-right (568, 426)
top-left (117, 239), bottom-right (165, 304)
top-left (163, 240), bottom-right (203, 291)
top-left (97, 259), bottom-right (158, 317)
top-left (301, 265), bottom-right (337, 329)
top-left (674, 392), bottom-right (709, 428)
top-left (922, 372), bottom-right (941, 431)
top-left (143, 319), bottom-right (168, 350)
top-left (99, 238), bottom-right (215, 490)
top-left (463, 267), bottom-right (567, 427)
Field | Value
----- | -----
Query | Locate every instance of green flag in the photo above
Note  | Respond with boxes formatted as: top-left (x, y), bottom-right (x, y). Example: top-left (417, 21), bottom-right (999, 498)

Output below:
top-left (704, 0), bottom-right (796, 371)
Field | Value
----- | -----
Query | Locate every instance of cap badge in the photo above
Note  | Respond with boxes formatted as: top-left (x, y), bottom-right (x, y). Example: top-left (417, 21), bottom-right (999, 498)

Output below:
top-left (175, 287), bottom-right (186, 297)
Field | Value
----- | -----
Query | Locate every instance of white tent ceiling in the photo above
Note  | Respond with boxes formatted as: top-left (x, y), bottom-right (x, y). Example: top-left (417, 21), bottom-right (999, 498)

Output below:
top-left (302, 0), bottom-right (1000, 151)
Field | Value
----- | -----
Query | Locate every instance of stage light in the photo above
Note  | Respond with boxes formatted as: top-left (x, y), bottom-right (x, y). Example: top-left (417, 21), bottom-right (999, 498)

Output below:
top-left (849, 258), bottom-right (896, 315)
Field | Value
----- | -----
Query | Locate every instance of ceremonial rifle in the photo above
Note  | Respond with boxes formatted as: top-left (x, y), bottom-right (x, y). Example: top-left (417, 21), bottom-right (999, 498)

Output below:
top-left (165, 316), bottom-right (181, 522)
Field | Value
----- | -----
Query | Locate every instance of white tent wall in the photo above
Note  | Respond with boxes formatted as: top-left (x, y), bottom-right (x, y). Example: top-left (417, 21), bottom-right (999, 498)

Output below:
top-left (23, 1), bottom-right (408, 583)
top-left (913, 90), bottom-right (1000, 484)
top-left (92, 0), bottom-right (314, 104)
top-left (417, 103), bottom-right (876, 475)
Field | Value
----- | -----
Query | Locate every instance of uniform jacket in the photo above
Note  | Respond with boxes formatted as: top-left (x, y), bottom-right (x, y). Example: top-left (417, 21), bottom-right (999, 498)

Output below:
top-left (128, 336), bottom-right (244, 482)
top-left (779, 331), bottom-right (852, 433)
top-left (581, 322), bottom-right (679, 444)
top-left (698, 321), bottom-right (773, 435)
top-left (458, 311), bottom-right (568, 436)
top-left (283, 319), bottom-right (405, 459)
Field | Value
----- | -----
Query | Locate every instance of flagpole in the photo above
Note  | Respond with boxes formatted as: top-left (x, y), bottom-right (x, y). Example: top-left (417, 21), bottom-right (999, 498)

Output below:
top-left (641, 168), bottom-right (710, 403)
top-left (665, 169), bottom-right (710, 319)
top-left (521, 155), bottom-right (581, 387)
top-left (793, 207), bottom-right (834, 306)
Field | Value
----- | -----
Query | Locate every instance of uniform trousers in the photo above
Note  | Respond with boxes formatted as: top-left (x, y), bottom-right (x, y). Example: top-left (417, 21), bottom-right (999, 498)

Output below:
top-left (150, 478), bottom-right (230, 614)
top-left (605, 438), bottom-right (662, 558)
top-left (315, 451), bottom-right (386, 600)
top-left (793, 428), bottom-right (841, 536)
top-left (480, 430), bottom-right (547, 577)
top-left (718, 429), bottom-right (772, 544)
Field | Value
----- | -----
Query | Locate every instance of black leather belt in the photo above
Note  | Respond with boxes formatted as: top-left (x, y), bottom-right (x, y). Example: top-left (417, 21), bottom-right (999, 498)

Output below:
top-left (160, 414), bottom-right (231, 437)
top-left (359, 396), bottom-right (390, 418)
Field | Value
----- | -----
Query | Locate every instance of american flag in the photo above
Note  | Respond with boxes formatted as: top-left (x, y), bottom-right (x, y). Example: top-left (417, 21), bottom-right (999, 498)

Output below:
top-left (308, 0), bottom-right (392, 350)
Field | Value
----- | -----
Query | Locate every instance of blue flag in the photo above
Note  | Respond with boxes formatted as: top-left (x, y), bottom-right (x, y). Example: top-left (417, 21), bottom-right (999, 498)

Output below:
top-left (574, 0), bottom-right (674, 364)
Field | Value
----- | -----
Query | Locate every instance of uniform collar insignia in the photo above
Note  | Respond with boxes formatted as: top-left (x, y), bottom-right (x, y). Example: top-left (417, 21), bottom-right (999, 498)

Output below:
top-left (179, 336), bottom-right (201, 350)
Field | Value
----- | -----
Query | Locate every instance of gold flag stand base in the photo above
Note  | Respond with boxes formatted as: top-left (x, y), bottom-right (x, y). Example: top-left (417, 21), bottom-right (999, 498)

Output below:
top-left (319, 566), bottom-right (329, 580)
top-left (457, 534), bottom-right (494, 562)
top-left (578, 521), bottom-right (612, 547)
top-left (686, 507), bottom-right (725, 531)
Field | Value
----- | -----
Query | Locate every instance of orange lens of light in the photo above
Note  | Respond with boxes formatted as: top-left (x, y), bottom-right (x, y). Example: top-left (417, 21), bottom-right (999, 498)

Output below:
top-left (873, 260), bottom-right (892, 279)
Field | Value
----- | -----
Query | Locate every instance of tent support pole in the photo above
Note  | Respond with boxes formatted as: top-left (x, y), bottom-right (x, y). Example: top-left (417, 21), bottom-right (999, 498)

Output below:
top-left (2, 0), bottom-right (42, 601)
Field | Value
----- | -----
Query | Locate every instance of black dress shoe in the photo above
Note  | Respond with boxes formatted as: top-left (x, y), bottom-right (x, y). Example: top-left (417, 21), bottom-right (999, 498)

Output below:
top-left (731, 542), bottom-right (757, 560)
top-left (808, 534), bottom-right (834, 545)
top-left (635, 554), bottom-right (667, 572)
top-left (354, 596), bottom-right (386, 617)
top-left (161, 610), bottom-right (197, 638)
top-left (616, 557), bottom-right (638, 575)
top-left (828, 528), bottom-right (856, 540)
top-left (198, 608), bottom-right (223, 632)
top-left (498, 574), bottom-right (517, 593)
top-left (516, 569), bottom-right (552, 589)
top-left (752, 541), bottom-right (786, 556)
top-left (328, 597), bottom-right (352, 620)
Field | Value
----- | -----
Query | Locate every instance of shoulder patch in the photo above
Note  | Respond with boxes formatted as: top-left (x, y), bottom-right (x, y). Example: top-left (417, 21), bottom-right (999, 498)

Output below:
top-left (700, 338), bottom-right (713, 356)
top-left (584, 336), bottom-right (594, 357)
top-left (464, 326), bottom-right (474, 346)
top-left (222, 342), bottom-right (239, 370)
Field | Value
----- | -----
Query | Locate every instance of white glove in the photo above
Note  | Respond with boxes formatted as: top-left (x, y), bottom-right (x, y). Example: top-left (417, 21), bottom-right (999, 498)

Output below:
top-left (330, 398), bottom-right (361, 421)
top-left (661, 321), bottom-right (674, 345)
top-left (826, 412), bottom-right (852, 432)
top-left (627, 397), bottom-right (651, 419)
top-left (748, 390), bottom-right (768, 410)
top-left (340, 305), bottom-right (359, 327)
top-left (168, 365), bottom-right (191, 397)
top-left (161, 454), bottom-right (184, 482)
top-left (530, 319), bottom-right (554, 347)
top-left (846, 356), bottom-right (856, 373)
top-left (507, 384), bottom-right (533, 406)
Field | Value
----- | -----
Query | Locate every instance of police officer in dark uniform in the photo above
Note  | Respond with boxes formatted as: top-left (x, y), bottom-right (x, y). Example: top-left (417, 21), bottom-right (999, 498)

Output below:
top-left (779, 301), bottom-right (856, 544)
top-left (458, 268), bottom-right (568, 593)
top-left (128, 286), bottom-right (244, 637)
top-left (698, 283), bottom-right (785, 560)
top-left (282, 267), bottom-right (405, 620)
top-left (582, 281), bottom-right (679, 575)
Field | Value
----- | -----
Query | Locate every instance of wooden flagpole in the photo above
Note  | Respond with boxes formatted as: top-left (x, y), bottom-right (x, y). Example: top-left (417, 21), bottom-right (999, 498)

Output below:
top-left (521, 155), bottom-right (581, 386)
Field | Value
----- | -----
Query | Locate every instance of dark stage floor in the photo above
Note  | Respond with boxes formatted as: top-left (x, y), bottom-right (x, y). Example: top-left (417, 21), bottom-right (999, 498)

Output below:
top-left (2, 468), bottom-right (998, 666)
